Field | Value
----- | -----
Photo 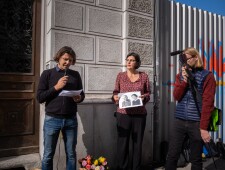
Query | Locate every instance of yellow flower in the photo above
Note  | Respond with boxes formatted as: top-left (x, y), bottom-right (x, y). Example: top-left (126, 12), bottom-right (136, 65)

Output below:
top-left (94, 159), bottom-right (99, 166)
top-left (98, 157), bottom-right (106, 164)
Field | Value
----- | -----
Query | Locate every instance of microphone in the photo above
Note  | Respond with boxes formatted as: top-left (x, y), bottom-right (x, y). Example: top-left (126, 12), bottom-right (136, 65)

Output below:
top-left (170, 50), bottom-right (183, 56)
top-left (64, 68), bottom-right (67, 76)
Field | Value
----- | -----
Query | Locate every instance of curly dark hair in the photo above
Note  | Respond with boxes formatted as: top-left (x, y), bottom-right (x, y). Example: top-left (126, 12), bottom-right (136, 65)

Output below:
top-left (53, 46), bottom-right (76, 65)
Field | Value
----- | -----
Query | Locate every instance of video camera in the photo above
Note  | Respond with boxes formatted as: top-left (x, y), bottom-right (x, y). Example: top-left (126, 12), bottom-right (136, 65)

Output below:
top-left (170, 50), bottom-right (195, 84)
top-left (170, 50), bottom-right (187, 66)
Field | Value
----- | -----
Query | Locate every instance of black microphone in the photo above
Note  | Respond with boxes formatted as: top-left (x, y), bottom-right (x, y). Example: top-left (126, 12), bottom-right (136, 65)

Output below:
top-left (64, 68), bottom-right (67, 76)
top-left (170, 50), bottom-right (183, 56)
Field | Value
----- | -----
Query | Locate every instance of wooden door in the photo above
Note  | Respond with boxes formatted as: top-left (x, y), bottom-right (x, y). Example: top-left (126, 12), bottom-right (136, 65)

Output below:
top-left (0, 0), bottom-right (41, 157)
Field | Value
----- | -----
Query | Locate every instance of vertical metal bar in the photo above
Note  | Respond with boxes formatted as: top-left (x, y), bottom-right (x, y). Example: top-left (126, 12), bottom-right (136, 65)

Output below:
top-left (218, 15), bottom-right (223, 139)
top-left (176, 3), bottom-right (182, 74)
top-left (170, 1), bottom-right (177, 101)
top-left (214, 13), bottom-right (218, 108)
top-left (193, 8), bottom-right (199, 49)
top-left (209, 12), bottom-right (214, 71)
top-left (182, 4), bottom-right (188, 49)
top-left (204, 11), bottom-right (209, 70)
top-left (213, 14), bottom-right (219, 140)
top-left (188, 6), bottom-right (194, 47)
top-left (199, 10), bottom-right (204, 62)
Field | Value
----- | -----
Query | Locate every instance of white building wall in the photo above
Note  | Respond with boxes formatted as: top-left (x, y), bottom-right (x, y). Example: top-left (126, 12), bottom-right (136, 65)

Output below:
top-left (40, 0), bottom-right (155, 169)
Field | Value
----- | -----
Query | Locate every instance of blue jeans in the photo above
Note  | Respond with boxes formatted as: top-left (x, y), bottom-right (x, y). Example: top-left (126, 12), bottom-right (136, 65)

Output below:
top-left (42, 115), bottom-right (78, 170)
top-left (165, 118), bottom-right (203, 170)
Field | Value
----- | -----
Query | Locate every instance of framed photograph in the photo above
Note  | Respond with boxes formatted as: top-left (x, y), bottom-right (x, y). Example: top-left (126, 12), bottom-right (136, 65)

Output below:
top-left (118, 91), bottom-right (143, 109)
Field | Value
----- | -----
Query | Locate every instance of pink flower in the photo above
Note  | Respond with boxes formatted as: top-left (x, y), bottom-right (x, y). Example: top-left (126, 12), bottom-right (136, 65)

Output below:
top-left (86, 155), bottom-right (92, 160)
top-left (102, 161), bottom-right (107, 166)
top-left (100, 165), bottom-right (105, 170)
top-left (79, 155), bottom-right (108, 170)
top-left (82, 160), bottom-right (87, 167)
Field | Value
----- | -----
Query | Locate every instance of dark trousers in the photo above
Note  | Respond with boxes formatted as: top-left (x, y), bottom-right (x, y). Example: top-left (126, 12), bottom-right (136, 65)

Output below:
top-left (115, 113), bottom-right (146, 170)
top-left (165, 118), bottom-right (203, 170)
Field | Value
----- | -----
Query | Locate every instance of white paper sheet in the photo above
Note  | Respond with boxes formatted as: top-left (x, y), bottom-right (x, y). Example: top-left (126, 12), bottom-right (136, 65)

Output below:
top-left (59, 89), bottom-right (83, 97)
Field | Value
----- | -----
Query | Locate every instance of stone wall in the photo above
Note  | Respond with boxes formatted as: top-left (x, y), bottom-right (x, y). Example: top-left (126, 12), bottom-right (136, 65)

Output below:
top-left (42, 0), bottom-right (155, 169)
top-left (45, 0), bottom-right (154, 97)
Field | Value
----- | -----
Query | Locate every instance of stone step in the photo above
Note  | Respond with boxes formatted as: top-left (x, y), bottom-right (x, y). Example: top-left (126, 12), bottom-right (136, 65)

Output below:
top-left (0, 153), bottom-right (41, 170)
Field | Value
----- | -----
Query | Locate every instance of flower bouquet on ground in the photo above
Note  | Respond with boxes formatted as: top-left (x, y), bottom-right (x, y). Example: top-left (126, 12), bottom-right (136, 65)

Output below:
top-left (78, 155), bottom-right (109, 170)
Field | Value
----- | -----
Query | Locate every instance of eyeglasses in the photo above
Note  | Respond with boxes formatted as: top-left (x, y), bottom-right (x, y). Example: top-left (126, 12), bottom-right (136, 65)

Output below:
top-left (186, 56), bottom-right (195, 62)
top-left (125, 59), bottom-right (136, 62)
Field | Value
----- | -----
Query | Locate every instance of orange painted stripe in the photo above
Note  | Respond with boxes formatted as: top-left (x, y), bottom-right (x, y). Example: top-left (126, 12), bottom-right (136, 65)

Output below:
top-left (216, 81), bottom-right (225, 86)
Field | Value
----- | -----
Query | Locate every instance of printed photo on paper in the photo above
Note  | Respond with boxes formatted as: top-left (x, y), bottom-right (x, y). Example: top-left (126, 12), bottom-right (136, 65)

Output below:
top-left (118, 91), bottom-right (143, 109)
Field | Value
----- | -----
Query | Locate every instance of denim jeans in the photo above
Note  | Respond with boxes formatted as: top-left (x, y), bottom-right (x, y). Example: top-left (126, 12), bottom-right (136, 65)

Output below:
top-left (42, 115), bottom-right (78, 170)
top-left (165, 118), bottom-right (203, 170)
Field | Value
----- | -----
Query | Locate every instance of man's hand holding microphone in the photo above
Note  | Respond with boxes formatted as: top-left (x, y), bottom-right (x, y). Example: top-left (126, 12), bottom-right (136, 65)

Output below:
top-left (54, 75), bottom-right (69, 91)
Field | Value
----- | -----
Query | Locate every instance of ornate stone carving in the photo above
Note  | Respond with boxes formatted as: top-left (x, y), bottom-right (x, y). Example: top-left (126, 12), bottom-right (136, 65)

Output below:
top-left (128, 14), bottom-right (153, 39)
top-left (128, 0), bottom-right (154, 15)
top-left (128, 41), bottom-right (153, 66)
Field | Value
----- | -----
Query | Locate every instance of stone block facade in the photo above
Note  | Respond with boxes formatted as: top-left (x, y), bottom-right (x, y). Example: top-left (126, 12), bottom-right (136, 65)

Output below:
top-left (42, 0), bottom-right (155, 169)
top-left (45, 0), bottom-right (154, 97)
